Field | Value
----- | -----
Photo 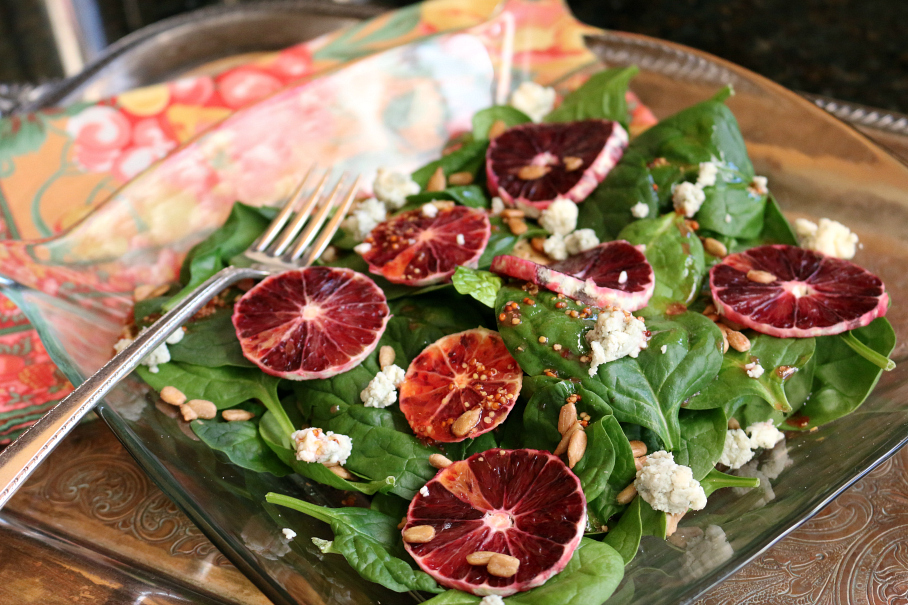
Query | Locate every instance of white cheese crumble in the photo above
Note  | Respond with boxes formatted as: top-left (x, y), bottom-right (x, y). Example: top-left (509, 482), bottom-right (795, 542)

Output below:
top-left (681, 525), bottom-right (733, 581)
top-left (290, 428), bottom-right (352, 465)
top-left (343, 197), bottom-right (387, 241)
top-left (421, 202), bottom-right (439, 218)
top-left (480, 596), bottom-right (505, 605)
top-left (724, 213), bottom-right (732, 224)
top-left (543, 234), bottom-right (569, 261)
top-left (419, 485), bottom-right (430, 497)
top-left (490, 196), bottom-right (505, 216)
top-left (618, 270), bottom-right (628, 284)
top-left (564, 228), bottom-right (599, 255)
top-left (748, 175), bottom-right (769, 196)
top-left (634, 450), bottom-right (707, 514)
top-left (113, 327), bottom-right (184, 374)
top-left (539, 198), bottom-right (578, 236)
top-left (630, 202), bottom-right (650, 218)
top-left (794, 217), bottom-right (859, 259)
top-left (719, 429), bottom-right (755, 470)
top-left (697, 161), bottom-right (720, 187)
top-left (509, 81), bottom-right (556, 123)
top-left (282, 528), bottom-right (297, 541)
top-left (672, 181), bottom-right (706, 218)
top-left (746, 421), bottom-right (785, 450)
top-left (353, 242), bottom-right (372, 255)
top-left (585, 307), bottom-right (648, 376)
top-left (456, 233), bottom-right (465, 245)
top-left (360, 364), bottom-right (406, 408)
top-left (744, 361), bottom-right (764, 379)
top-left (661, 344), bottom-right (668, 354)
top-left (373, 168), bottom-right (420, 209)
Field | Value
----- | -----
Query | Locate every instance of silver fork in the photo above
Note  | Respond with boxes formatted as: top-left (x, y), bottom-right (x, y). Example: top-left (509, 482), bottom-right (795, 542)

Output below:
top-left (0, 168), bottom-right (360, 510)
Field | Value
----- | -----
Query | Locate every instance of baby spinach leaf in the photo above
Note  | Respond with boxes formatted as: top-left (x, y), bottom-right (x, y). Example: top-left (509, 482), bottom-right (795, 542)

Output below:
top-left (452, 267), bottom-right (502, 308)
top-left (168, 308), bottom-right (253, 368)
top-left (191, 418), bottom-right (290, 476)
top-left (701, 195), bottom-right (798, 257)
top-left (265, 493), bottom-right (443, 593)
top-left (796, 318), bottom-right (896, 429)
top-left (405, 185), bottom-right (490, 209)
top-left (439, 431), bottom-right (498, 461)
top-left (370, 492), bottom-right (410, 521)
top-left (695, 164), bottom-right (766, 239)
top-left (544, 66), bottom-right (638, 126)
top-left (701, 468), bottom-right (760, 497)
top-left (618, 213), bottom-right (706, 313)
top-left (472, 105), bottom-right (531, 139)
top-left (603, 496), bottom-right (643, 564)
top-left (166, 202), bottom-right (273, 310)
top-left (638, 498), bottom-right (668, 540)
top-left (686, 334), bottom-right (816, 414)
top-left (673, 408), bottom-right (727, 481)
top-left (477, 217), bottom-right (546, 269)
top-left (411, 140), bottom-right (489, 189)
top-left (259, 410), bottom-right (395, 495)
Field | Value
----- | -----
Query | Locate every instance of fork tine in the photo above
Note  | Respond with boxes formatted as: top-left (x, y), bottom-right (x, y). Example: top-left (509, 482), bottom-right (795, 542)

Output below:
top-left (296, 174), bottom-right (360, 266)
top-left (287, 172), bottom-right (349, 261)
top-left (271, 170), bottom-right (330, 255)
top-left (254, 166), bottom-right (314, 253)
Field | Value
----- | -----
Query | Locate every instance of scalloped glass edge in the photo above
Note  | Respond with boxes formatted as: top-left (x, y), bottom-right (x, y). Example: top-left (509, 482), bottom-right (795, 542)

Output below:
top-left (4, 20), bottom-right (908, 605)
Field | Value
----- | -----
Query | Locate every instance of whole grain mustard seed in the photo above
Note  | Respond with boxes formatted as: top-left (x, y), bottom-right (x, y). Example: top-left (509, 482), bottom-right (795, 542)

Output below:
top-left (538, 336), bottom-right (548, 344)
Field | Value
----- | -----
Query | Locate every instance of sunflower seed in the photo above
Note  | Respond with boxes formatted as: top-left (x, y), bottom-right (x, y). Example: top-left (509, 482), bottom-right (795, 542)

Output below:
top-left (452, 408), bottom-right (482, 437)
top-left (402, 525), bottom-right (436, 543)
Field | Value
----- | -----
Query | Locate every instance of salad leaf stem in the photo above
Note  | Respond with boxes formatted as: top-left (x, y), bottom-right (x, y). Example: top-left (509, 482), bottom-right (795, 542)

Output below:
top-left (841, 330), bottom-right (896, 371)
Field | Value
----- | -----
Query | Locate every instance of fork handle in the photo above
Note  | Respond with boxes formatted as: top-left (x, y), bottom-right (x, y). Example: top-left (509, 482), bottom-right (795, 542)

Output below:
top-left (0, 265), bottom-right (267, 510)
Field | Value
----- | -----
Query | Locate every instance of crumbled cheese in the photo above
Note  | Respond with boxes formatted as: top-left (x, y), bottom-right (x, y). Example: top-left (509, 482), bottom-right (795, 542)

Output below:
top-left (490, 196), bottom-right (505, 216)
top-left (724, 213), bottom-right (732, 223)
top-left (697, 161), bottom-right (720, 187)
top-left (719, 429), bottom-right (755, 470)
top-left (634, 450), bottom-right (707, 514)
top-left (373, 168), bottom-right (420, 209)
top-left (344, 197), bottom-right (387, 241)
top-left (480, 596), bottom-right (505, 605)
top-left (113, 325), bottom-right (182, 374)
top-left (661, 345), bottom-right (668, 354)
top-left (744, 361), bottom-right (764, 379)
top-left (456, 233), bottom-right (465, 245)
top-left (630, 202), bottom-right (650, 218)
top-left (539, 198), bottom-right (578, 236)
top-left (353, 242), bottom-right (372, 255)
top-left (564, 228), bottom-right (599, 255)
top-left (360, 364), bottom-right (406, 408)
top-left (617, 270), bottom-right (628, 284)
top-left (509, 81), bottom-right (556, 123)
top-left (672, 181), bottom-right (706, 218)
top-left (290, 428), bottom-right (352, 465)
top-left (282, 528), bottom-right (297, 541)
top-left (681, 525), bottom-right (734, 581)
top-left (543, 234), bottom-right (569, 261)
top-left (748, 175), bottom-right (769, 196)
top-left (794, 217), bottom-right (859, 259)
top-left (419, 485), bottom-right (430, 497)
top-left (421, 203), bottom-right (439, 218)
top-left (746, 421), bottom-right (784, 450)
top-left (166, 328), bottom-right (185, 345)
top-left (585, 307), bottom-right (648, 376)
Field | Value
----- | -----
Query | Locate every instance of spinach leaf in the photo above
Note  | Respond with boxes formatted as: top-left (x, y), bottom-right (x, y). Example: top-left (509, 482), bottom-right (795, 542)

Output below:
top-left (477, 217), bottom-right (546, 269)
top-left (168, 308), bottom-right (253, 368)
top-left (411, 140), bottom-right (489, 189)
top-left (452, 267), bottom-right (502, 308)
top-left (695, 163), bottom-right (766, 239)
top-left (404, 185), bottom-right (490, 209)
top-left (265, 493), bottom-right (443, 593)
top-left (795, 318), bottom-right (896, 429)
top-left (472, 105), bottom-right (531, 139)
top-left (192, 418), bottom-right (290, 476)
top-left (544, 66), bottom-right (638, 126)
top-left (166, 202), bottom-right (273, 310)
top-left (686, 334), bottom-right (816, 414)
top-left (639, 497), bottom-right (668, 540)
top-left (617, 213), bottom-right (706, 312)
top-left (259, 410), bottom-right (395, 495)
top-left (701, 195), bottom-right (798, 257)
top-left (603, 496), bottom-right (643, 564)
top-left (577, 92), bottom-right (752, 239)
top-left (422, 539), bottom-right (625, 605)
top-left (701, 468), bottom-right (760, 497)
top-left (370, 492), bottom-right (410, 521)
top-left (673, 408), bottom-right (727, 481)
top-left (439, 431), bottom-right (499, 461)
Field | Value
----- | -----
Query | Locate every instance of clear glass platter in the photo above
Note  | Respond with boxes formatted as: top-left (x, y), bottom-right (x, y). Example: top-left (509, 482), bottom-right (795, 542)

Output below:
top-left (3, 2), bottom-right (908, 604)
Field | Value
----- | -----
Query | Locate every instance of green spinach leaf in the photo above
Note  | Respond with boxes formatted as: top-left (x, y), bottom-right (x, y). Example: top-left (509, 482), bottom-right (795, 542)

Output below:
top-left (673, 408), bottom-right (727, 481)
top-left (404, 185), bottom-right (490, 209)
top-left (544, 66), bottom-right (638, 126)
top-left (192, 418), bottom-right (290, 476)
top-left (603, 496), bottom-right (643, 564)
top-left (168, 308), bottom-right (253, 368)
top-left (452, 266), bottom-right (502, 308)
top-left (472, 105), bottom-right (531, 139)
top-left (411, 140), bottom-right (489, 189)
top-left (701, 468), bottom-right (760, 497)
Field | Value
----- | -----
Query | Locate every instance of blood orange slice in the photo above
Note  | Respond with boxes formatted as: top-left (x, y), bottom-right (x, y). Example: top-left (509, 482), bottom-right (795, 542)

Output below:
top-left (485, 120), bottom-right (627, 213)
top-left (403, 448), bottom-right (585, 597)
top-left (710, 244), bottom-right (889, 338)
top-left (232, 267), bottom-right (389, 380)
top-left (399, 328), bottom-right (522, 443)
top-left (489, 241), bottom-right (654, 311)
top-left (359, 206), bottom-right (491, 286)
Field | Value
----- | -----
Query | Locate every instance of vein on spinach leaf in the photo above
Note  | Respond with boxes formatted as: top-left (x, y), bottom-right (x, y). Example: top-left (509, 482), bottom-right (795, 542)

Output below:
top-left (701, 468), bottom-right (760, 497)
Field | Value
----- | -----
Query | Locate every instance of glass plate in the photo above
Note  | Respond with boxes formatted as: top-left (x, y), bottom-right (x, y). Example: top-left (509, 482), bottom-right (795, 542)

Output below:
top-left (3, 2), bottom-right (908, 604)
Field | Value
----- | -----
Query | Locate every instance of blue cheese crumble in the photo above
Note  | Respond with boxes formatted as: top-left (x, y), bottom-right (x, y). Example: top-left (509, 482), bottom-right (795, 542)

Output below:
top-left (585, 307), bottom-right (648, 376)
top-left (360, 364), bottom-right (406, 408)
top-left (539, 199), bottom-right (578, 236)
top-left (672, 181), bottom-right (706, 218)
top-left (794, 217), bottom-right (859, 259)
top-left (113, 326), bottom-right (185, 374)
top-left (564, 228), bottom-right (599, 255)
top-left (634, 450), bottom-right (707, 514)
top-left (719, 428), bottom-right (755, 470)
top-left (509, 81), bottom-right (556, 123)
top-left (291, 428), bottom-right (352, 465)
top-left (373, 168), bottom-right (420, 209)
